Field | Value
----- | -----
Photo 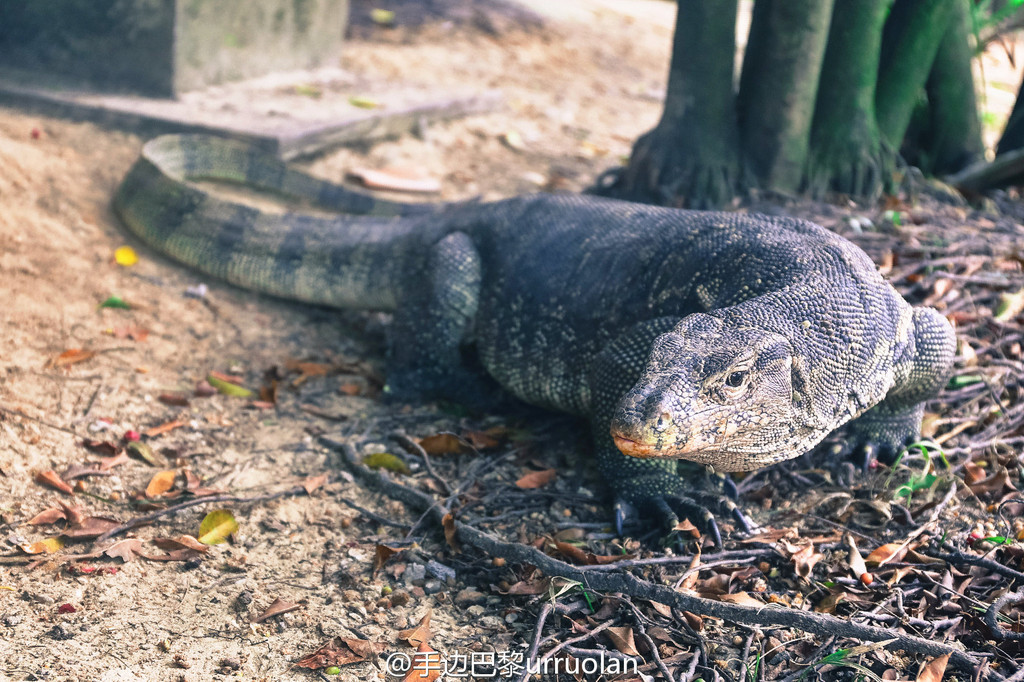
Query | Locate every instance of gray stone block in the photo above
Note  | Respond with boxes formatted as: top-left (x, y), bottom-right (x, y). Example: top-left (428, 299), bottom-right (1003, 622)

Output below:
top-left (0, 0), bottom-right (348, 97)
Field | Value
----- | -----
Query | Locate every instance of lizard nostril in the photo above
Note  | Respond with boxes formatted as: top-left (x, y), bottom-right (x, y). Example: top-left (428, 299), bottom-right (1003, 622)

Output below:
top-left (654, 412), bottom-right (671, 432)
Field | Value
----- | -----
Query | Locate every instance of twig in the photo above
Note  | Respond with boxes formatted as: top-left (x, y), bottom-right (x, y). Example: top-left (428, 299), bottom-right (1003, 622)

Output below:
top-left (985, 590), bottom-right (1024, 641)
top-left (777, 637), bottom-right (837, 682)
top-left (336, 497), bottom-right (409, 529)
top-left (1005, 662), bottom-right (1024, 682)
top-left (0, 404), bottom-right (88, 439)
top-left (621, 598), bottom-right (674, 682)
top-left (94, 486), bottom-right (313, 543)
top-left (857, 612), bottom-right (963, 632)
top-left (518, 602), bottom-right (553, 682)
top-left (323, 436), bottom-right (986, 675)
top-left (532, 620), bottom-right (617, 670)
top-left (582, 552), bottom-right (766, 573)
top-left (929, 545), bottom-right (1024, 583)
top-left (392, 432), bottom-right (453, 496)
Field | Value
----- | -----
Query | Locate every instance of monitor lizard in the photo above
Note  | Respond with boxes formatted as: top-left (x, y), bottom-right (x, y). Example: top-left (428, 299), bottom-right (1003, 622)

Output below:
top-left (114, 134), bottom-right (956, 541)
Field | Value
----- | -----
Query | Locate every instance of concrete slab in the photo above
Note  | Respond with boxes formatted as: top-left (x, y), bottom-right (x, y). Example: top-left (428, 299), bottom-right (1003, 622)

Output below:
top-left (0, 0), bottom-right (349, 97)
top-left (0, 66), bottom-right (502, 158)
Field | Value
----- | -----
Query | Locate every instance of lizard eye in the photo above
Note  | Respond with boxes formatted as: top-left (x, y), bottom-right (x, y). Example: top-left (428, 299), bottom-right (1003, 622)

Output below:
top-left (725, 370), bottom-right (748, 388)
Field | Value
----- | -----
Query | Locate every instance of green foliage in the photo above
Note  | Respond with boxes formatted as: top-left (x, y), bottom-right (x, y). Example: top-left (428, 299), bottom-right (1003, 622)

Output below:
top-left (799, 647), bottom-right (885, 682)
top-left (888, 440), bottom-right (950, 503)
top-left (948, 374), bottom-right (984, 388)
top-left (971, 0), bottom-right (1024, 49)
top-left (745, 653), bottom-right (762, 682)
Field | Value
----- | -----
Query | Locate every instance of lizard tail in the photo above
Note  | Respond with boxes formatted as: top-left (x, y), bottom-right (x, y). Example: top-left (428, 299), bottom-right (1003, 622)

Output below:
top-left (113, 134), bottom-right (444, 311)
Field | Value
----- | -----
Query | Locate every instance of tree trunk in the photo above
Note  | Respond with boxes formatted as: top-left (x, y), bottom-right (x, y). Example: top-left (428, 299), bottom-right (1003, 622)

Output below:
top-left (737, 0), bottom-right (833, 193)
top-left (876, 0), bottom-right (954, 149)
top-left (997, 71), bottom-right (1024, 157)
top-left (608, 0), bottom-right (740, 208)
top-left (807, 0), bottom-right (894, 199)
top-left (925, 0), bottom-right (984, 174)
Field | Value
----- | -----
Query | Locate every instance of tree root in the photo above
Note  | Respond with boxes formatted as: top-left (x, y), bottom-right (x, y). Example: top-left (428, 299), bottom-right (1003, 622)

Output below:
top-left (322, 435), bottom-right (992, 678)
top-left (806, 136), bottom-right (895, 201)
top-left (984, 590), bottom-right (1024, 642)
top-left (595, 127), bottom-right (741, 209)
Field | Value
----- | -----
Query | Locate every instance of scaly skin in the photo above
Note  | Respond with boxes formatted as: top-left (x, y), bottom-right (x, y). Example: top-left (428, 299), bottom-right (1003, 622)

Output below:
top-left (115, 134), bottom-right (957, 540)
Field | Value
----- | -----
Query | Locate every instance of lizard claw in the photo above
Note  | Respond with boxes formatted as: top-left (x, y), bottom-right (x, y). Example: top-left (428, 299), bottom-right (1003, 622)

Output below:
top-left (653, 494), bottom-right (723, 549)
top-left (613, 499), bottom-right (635, 537)
top-left (610, 475), bottom-right (733, 549)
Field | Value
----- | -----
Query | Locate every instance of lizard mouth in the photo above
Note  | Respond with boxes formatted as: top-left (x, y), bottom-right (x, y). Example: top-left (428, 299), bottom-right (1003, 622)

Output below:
top-left (612, 435), bottom-right (662, 458)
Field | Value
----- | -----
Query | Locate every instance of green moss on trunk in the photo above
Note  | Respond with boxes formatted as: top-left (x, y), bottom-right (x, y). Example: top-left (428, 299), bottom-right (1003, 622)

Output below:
top-left (808, 0), bottom-right (894, 199)
top-left (612, 0), bottom-right (741, 208)
top-left (923, 0), bottom-right (984, 174)
top-left (876, 0), bottom-right (954, 148)
top-left (737, 0), bottom-right (833, 193)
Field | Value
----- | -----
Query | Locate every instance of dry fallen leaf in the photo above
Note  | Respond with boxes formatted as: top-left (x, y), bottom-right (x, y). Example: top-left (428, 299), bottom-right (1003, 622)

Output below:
top-left (673, 518), bottom-right (701, 538)
top-left (348, 167), bottom-right (441, 194)
top-left (82, 439), bottom-right (120, 457)
top-left (418, 433), bottom-right (470, 455)
top-left (962, 461), bottom-right (987, 485)
top-left (47, 348), bottom-right (96, 369)
top-left (145, 470), bottom-right (177, 498)
top-left (550, 540), bottom-right (631, 566)
top-left (679, 552), bottom-right (702, 591)
top-left (143, 419), bottom-right (187, 438)
top-left (301, 473), bottom-right (330, 495)
top-left (404, 642), bottom-right (443, 682)
top-left (967, 466), bottom-right (1015, 497)
top-left (284, 360), bottom-right (334, 387)
top-left (253, 597), bottom-right (302, 623)
top-left (442, 512), bottom-right (460, 552)
top-left (398, 610), bottom-right (433, 647)
top-left (19, 537), bottom-right (65, 555)
top-left (846, 535), bottom-right (871, 584)
top-left (462, 429), bottom-right (502, 449)
top-left (142, 548), bottom-right (204, 562)
top-left (98, 451), bottom-right (131, 471)
top-left (34, 470), bottom-right (74, 495)
top-left (605, 626), bottom-right (641, 657)
top-left (29, 507), bottom-right (69, 525)
top-left (62, 517), bottom-right (121, 540)
top-left (515, 468), bottom-right (557, 489)
top-left (916, 652), bottom-right (950, 682)
top-left (153, 535), bottom-right (208, 553)
top-left (197, 509), bottom-right (238, 545)
top-left (552, 540), bottom-right (590, 564)
top-left (865, 543), bottom-right (909, 566)
top-left (780, 539), bottom-right (822, 579)
top-left (374, 544), bottom-right (403, 572)
top-left (815, 591), bottom-right (847, 614)
top-left (294, 636), bottom-right (386, 669)
top-left (995, 288), bottom-right (1024, 322)
top-left (718, 592), bottom-right (765, 607)
top-left (158, 392), bottom-right (190, 407)
top-left (102, 539), bottom-right (144, 562)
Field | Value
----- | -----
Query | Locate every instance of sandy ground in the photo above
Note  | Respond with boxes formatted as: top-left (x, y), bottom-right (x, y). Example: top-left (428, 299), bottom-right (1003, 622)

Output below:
top-left (2, 2), bottom-right (1024, 681)
top-left (0, 3), bottom-right (673, 681)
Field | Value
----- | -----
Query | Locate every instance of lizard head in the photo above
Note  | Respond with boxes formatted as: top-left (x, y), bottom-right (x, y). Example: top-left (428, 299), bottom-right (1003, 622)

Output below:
top-left (610, 313), bottom-right (819, 472)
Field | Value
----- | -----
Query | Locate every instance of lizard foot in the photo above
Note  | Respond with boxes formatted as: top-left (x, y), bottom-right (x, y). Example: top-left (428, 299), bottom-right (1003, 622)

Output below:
top-left (611, 473), bottom-right (754, 550)
top-left (844, 400), bottom-right (927, 466)
top-left (844, 417), bottom-right (922, 467)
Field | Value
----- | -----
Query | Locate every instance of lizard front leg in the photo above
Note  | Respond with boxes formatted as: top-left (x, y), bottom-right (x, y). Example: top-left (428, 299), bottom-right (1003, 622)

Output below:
top-left (384, 231), bottom-right (505, 408)
top-left (845, 306), bottom-right (956, 463)
top-left (589, 317), bottom-right (750, 546)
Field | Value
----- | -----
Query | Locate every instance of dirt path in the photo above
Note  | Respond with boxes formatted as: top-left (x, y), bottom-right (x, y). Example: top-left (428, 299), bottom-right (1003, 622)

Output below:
top-left (0, 4), bottom-right (673, 680)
